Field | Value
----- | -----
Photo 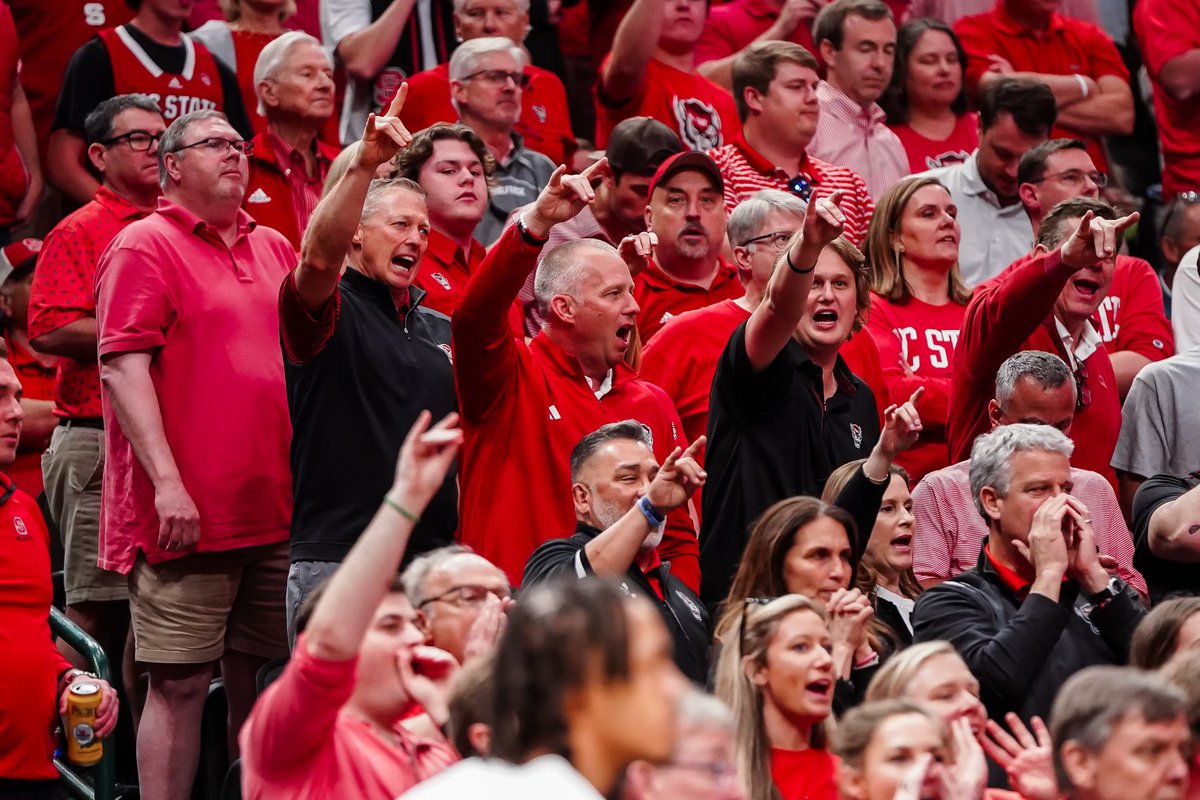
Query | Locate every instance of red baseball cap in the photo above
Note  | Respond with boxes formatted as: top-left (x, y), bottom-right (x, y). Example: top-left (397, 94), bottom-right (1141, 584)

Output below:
top-left (647, 151), bottom-right (724, 198)
top-left (0, 238), bottom-right (41, 284)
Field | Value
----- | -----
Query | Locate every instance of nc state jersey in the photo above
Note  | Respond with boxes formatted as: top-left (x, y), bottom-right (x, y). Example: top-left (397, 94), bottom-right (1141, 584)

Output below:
top-left (99, 25), bottom-right (223, 122)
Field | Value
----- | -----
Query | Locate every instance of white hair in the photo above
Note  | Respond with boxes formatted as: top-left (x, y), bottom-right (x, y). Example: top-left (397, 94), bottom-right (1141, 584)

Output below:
top-left (969, 423), bottom-right (1075, 519)
top-left (253, 31), bottom-right (328, 116)
top-left (533, 239), bottom-right (621, 324)
top-left (448, 36), bottom-right (527, 82)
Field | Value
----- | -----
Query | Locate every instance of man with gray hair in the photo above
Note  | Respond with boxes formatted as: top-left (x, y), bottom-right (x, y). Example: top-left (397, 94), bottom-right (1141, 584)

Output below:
top-left (524, 420), bottom-right (710, 683)
top-left (623, 690), bottom-right (740, 800)
top-left (278, 87), bottom-right (458, 642)
top-left (912, 423), bottom-right (1145, 727)
top-left (94, 108), bottom-right (294, 798)
top-left (242, 31), bottom-right (340, 250)
top-left (402, 545), bottom-right (511, 664)
top-left (450, 36), bottom-right (555, 245)
top-left (912, 350), bottom-right (1143, 594)
top-left (1050, 667), bottom-right (1190, 800)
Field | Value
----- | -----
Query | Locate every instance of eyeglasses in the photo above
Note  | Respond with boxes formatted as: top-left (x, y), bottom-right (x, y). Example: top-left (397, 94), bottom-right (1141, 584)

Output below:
top-left (740, 230), bottom-right (795, 251)
top-left (788, 175), bottom-right (816, 201)
top-left (1073, 360), bottom-right (1092, 411)
top-left (1030, 169), bottom-right (1108, 189)
top-left (101, 130), bottom-right (162, 151)
top-left (171, 137), bottom-right (255, 157)
top-left (1160, 191), bottom-right (1200, 241)
top-left (462, 69), bottom-right (530, 88)
top-left (665, 760), bottom-right (739, 787)
top-left (739, 596), bottom-right (775, 659)
top-left (418, 583), bottom-right (511, 610)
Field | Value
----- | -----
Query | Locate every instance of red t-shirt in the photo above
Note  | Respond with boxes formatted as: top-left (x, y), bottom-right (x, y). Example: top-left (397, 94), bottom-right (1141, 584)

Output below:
top-left (29, 186), bottom-right (148, 420)
top-left (1092, 255), bottom-right (1174, 363)
top-left (395, 63), bottom-right (575, 166)
top-left (695, 0), bottom-right (818, 68)
top-left (5, 336), bottom-right (55, 497)
top-left (634, 258), bottom-right (743, 343)
top-left (229, 29), bottom-right (276, 135)
top-left (889, 112), bottom-right (979, 174)
top-left (1134, 0), bottom-right (1200, 199)
top-left (452, 225), bottom-right (698, 590)
top-left (95, 200), bottom-right (294, 573)
top-left (954, 8), bottom-right (1128, 171)
top-left (99, 25), bottom-right (225, 124)
top-left (8, 0), bottom-right (133, 159)
top-left (641, 298), bottom-right (750, 448)
top-left (0, 3), bottom-right (25, 228)
top-left (771, 748), bottom-right (839, 800)
top-left (596, 56), bottom-right (741, 151)
top-left (0, 477), bottom-right (73, 780)
top-left (239, 633), bottom-right (458, 799)
top-left (947, 251), bottom-right (1122, 487)
top-left (865, 293), bottom-right (966, 482)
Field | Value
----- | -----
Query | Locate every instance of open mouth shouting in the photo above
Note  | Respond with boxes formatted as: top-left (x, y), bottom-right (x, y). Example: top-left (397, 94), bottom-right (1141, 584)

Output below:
top-left (390, 253), bottom-right (418, 276)
top-left (890, 532), bottom-right (913, 555)
top-left (805, 678), bottom-right (834, 703)
top-left (615, 324), bottom-right (634, 349)
top-left (1072, 276), bottom-right (1102, 301)
top-left (811, 309), bottom-right (840, 330)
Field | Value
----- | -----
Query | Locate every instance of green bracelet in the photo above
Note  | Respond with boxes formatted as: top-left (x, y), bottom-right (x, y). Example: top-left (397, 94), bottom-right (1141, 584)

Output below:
top-left (384, 495), bottom-right (421, 524)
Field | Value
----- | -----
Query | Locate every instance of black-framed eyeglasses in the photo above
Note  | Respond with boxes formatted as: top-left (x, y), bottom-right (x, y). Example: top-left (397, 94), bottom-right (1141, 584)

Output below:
top-left (1029, 169), bottom-right (1108, 189)
top-left (101, 130), bottom-right (162, 151)
top-left (170, 137), bottom-right (254, 157)
top-left (788, 175), bottom-right (816, 201)
top-left (739, 596), bottom-right (775, 659)
top-left (665, 760), bottom-right (739, 787)
top-left (418, 583), bottom-right (511, 610)
top-left (462, 69), bottom-right (530, 88)
top-left (740, 230), bottom-right (795, 251)
top-left (1161, 191), bottom-right (1200, 241)
top-left (1073, 360), bottom-right (1092, 411)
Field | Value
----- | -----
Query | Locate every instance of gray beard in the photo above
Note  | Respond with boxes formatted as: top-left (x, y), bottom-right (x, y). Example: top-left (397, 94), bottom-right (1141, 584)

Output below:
top-left (592, 492), bottom-right (665, 550)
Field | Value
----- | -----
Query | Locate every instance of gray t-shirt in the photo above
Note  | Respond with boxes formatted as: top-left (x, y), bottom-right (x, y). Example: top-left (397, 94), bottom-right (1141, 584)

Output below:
top-left (1111, 346), bottom-right (1200, 478)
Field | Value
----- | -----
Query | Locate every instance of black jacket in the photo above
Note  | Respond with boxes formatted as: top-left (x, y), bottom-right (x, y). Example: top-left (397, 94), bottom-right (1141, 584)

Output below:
top-left (912, 539), bottom-right (1144, 724)
top-left (523, 523), bottom-right (711, 684)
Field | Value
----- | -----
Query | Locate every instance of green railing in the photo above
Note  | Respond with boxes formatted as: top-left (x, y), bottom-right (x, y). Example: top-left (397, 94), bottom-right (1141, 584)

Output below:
top-left (50, 606), bottom-right (117, 800)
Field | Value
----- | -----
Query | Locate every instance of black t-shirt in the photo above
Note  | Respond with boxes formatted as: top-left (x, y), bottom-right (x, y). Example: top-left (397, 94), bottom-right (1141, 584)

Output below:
top-left (698, 322), bottom-right (880, 604)
top-left (53, 24), bottom-right (252, 138)
top-left (1132, 472), bottom-right (1200, 604)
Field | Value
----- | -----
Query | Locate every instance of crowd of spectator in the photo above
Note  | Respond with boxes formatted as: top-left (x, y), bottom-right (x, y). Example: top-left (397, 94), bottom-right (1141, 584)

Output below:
top-left (3, 0), bottom-right (1200, 798)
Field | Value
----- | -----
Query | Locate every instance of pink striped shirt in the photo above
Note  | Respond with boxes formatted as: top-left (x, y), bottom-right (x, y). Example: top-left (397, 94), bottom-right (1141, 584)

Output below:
top-left (911, 459), bottom-right (1146, 595)
top-left (808, 81), bottom-right (909, 200)
top-left (709, 134), bottom-right (875, 246)
top-left (267, 127), bottom-right (328, 240)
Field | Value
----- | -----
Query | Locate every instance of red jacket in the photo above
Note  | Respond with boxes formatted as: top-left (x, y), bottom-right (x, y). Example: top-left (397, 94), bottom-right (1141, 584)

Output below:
top-left (452, 225), bottom-right (698, 590)
top-left (948, 251), bottom-right (1121, 487)
top-left (242, 130), bottom-right (340, 250)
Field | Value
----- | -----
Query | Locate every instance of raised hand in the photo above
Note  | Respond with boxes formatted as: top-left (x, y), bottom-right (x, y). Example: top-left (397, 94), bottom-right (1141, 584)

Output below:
top-left (397, 644), bottom-right (459, 724)
top-left (389, 411), bottom-right (463, 516)
top-left (980, 714), bottom-right (1058, 800)
top-left (461, 592), bottom-right (514, 663)
top-left (879, 387), bottom-right (924, 457)
top-left (944, 717), bottom-right (988, 800)
top-left (1014, 494), bottom-right (1072, 582)
top-left (793, 189), bottom-right (848, 263)
top-left (1060, 209), bottom-right (1140, 270)
top-left (645, 437), bottom-right (707, 514)
top-left (357, 83), bottom-right (414, 169)
top-left (525, 158), bottom-right (613, 237)
top-left (618, 231), bottom-right (657, 277)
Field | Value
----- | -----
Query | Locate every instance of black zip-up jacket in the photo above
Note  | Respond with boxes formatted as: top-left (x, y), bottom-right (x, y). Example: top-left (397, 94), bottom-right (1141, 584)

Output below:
top-left (523, 522), bottom-right (711, 684)
top-left (912, 539), bottom-right (1145, 724)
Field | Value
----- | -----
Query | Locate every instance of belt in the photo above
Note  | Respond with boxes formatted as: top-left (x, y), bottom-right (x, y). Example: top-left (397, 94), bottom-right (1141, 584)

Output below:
top-left (59, 417), bottom-right (104, 430)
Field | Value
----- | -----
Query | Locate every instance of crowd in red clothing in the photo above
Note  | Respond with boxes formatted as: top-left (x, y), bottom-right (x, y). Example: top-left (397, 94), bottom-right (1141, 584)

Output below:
top-left (3, 0), bottom-right (1200, 798)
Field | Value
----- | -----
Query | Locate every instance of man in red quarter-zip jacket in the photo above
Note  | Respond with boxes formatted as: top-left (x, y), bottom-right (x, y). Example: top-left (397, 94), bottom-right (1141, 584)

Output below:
top-left (452, 158), bottom-right (700, 592)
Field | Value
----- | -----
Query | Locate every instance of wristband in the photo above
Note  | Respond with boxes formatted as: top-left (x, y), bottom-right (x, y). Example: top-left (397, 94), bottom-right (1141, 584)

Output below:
top-left (1073, 73), bottom-right (1089, 99)
top-left (384, 495), bottom-right (421, 525)
top-left (516, 213), bottom-right (550, 246)
top-left (637, 495), bottom-right (665, 527)
top-left (786, 248), bottom-right (816, 275)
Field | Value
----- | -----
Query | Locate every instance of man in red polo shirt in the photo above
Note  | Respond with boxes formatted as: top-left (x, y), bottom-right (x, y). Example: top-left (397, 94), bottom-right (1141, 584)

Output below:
top-left (396, 0), bottom-right (575, 166)
top-left (954, 0), bottom-right (1132, 173)
top-left (1017, 138), bottom-right (1174, 397)
top-left (28, 94), bottom-right (163, 704)
top-left (243, 31), bottom-right (340, 250)
top-left (596, 0), bottom-right (740, 151)
top-left (95, 110), bottom-right (293, 799)
top-left (452, 158), bottom-right (700, 591)
top-left (1134, 0), bottom-right (1200, 204)
top-left (637, 151), bottom-right (741, 342)
top-left (947, 198), bottom-right (1139, 490)
top-left (709, 40), bottom-right (874, 246)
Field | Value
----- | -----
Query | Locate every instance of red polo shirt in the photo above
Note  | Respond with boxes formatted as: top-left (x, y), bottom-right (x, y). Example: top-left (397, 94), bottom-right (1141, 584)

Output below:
top-left (1092, 256), bottom-right (1174, 364)
top-left (1134, 0), bottom-right (1200, 199)
top-left (415, 228), bottom-right (487, 319)
top-left (954, 5), bottom-right (1128, 170)
top-left (394, 63), bottom-right (575, 166)
top-left (29, 186), bottom-right (149, 420)
top-left (243, 128), bottom-right (338, 251)
top-left (634, 257), bottom-right (743, 342)
top-left (695, 0), bottom-right (818, 68)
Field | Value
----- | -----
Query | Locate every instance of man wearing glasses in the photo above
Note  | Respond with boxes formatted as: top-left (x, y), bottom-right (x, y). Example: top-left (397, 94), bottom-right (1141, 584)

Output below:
top-left (1017, 138), bottom-right (1175, 402)
top-left (28, 94), bottom-right (165, 699)
top-left (402, 545), bottom-right (512, 665)
top-left (94, 109), bottom-right (295, 800)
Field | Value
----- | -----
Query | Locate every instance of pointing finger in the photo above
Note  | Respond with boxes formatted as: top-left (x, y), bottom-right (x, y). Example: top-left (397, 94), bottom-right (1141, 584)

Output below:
top-left (387, 82), bottom-right (409, 117)
top-left (908, 386), bottom-right (925, 406)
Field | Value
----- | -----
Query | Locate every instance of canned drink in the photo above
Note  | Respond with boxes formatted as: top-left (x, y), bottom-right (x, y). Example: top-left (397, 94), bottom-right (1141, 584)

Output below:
top-left (66, 681), bottom-right (103, 766)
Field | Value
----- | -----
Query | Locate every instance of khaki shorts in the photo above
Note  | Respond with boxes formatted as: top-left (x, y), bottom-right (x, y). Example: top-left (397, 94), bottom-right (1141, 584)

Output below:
top-left (42, 424), bottom-right (128, 605)
top-left (129, 540), bottom-right (290, 664)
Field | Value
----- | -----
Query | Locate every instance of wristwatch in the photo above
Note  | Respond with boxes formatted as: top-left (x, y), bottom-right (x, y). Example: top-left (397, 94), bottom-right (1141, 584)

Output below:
top-left (1083, 576), bottom-right (1123, 615)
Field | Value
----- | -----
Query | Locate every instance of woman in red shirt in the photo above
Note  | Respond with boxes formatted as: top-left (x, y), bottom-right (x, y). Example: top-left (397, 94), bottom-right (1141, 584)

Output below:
top-left (883, 19), bottom-right (978, 174)
top-left (863, 176), bottom-right (970, 483)
top-left (715, 595), bottom-right (839, 800)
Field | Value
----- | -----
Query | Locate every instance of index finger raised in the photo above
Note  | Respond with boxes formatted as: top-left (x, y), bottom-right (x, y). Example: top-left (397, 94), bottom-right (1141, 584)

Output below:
top-left (682, 435), bottom-right (707, 460)
top-left (908, 386), bottom-right (925, 406)
top-left (386, 82), bottom-right (409, 118)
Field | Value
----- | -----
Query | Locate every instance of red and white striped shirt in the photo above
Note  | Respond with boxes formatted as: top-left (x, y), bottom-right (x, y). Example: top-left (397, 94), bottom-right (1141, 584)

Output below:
top-left (911, 459), bottom-right (1146, 595)
top-left (808, 81), bottom-right (909, 201)
top-left (709, 134), bottom-right (875, 246)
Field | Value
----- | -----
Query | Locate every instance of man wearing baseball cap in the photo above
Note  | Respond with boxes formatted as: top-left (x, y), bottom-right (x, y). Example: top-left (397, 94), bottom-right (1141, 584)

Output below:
top-left (518, 117), bottom-right (685, 335)
top-left (637, 150), bottom-right (741, 341)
